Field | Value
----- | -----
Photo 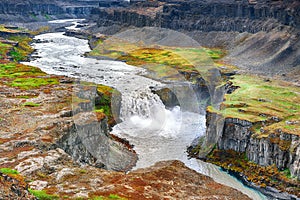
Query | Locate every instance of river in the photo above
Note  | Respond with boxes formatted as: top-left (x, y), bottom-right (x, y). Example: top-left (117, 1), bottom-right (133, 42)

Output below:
top-left (23, 20), bottom-right (266, 200)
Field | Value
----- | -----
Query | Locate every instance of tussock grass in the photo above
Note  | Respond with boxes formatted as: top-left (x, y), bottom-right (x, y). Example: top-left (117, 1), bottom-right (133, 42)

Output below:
top-left (214, 74), bottom-right (300, 136)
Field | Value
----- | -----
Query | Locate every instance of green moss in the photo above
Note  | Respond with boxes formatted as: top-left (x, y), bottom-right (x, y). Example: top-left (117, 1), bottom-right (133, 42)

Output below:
top-left (79, 169), bottom-right (87, 174)
top-left (87, 37), bottom-right (225, 80)
top-left (22, 102), bottom-right (40, 107)
top-left (0, 42), bottom-right (12, 58)
top-left (8, 36), bottom-right (34, 62)
top-left (90, 195), bottom-right (127, 200)
top-left (0, 25), bottom-right (25, 34)
top-left (10, 77), bottom-right (59, 90)
top-left (0, 168), bottom-right (19, 175)
top-left (95, 84), bottom-right (116, 120)
top-left (0, 63), bottom-right (46, 78)
top-left (108, 194), bottom-right (126, 199)
top-left (281, 168), bottom-right (292, 179)
top-left (44, 14), bottom-right (51, 20)
top-left (30, 26), bottom-right (50, 35)
top-left (91, 197), bottom-right (104, 200)
top-left (16, 95), bottom-right (33, 99)
top-left (210, 74), bottom-right (300, 136)
top-left (0, 62), bottom-right (59, 90)
top-left (29, 189), bottom-right (59, 200)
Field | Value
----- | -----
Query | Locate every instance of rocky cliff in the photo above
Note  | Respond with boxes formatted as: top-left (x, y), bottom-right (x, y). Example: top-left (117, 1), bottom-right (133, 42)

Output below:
top-left (197, 111), bottom-right (300, 198)
top-left (0, 0), bottom-right (99, 22)
top-left (217, 116), bottom-right (300, 179)
top-left (89, 0), bottom-right (300, 83)
top-left (91, 0), bottom-right (300, 32)
top-left (57, 111), bottom-right (136, 171)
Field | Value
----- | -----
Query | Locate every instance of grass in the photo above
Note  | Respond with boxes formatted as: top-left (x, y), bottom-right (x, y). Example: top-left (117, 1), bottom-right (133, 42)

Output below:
top-left (0, 42), bottom-right (12, 59)
top-left (22, 102), bottom-right (40, 107)
top-left (87, 37), bottom-right (226, 80)
top-left (8, 36), bottom-right (34, 62)
top-left (29, 189), bottom-right (59, 200)
top-left (209, 74), bottom-right (300, 136)
top-left (0, 62), bottom-right (60, 90)
top-left (10, 77), bottom-right (59, 90)
top-left (0, 168), bottom-right (19, 175)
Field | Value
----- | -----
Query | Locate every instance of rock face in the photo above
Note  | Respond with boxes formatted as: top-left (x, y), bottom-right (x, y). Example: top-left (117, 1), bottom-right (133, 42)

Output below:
top-left (0, 0), bottom-right (99, 22)
top-left (91, 0), bottom-right (300, 32)
top-left (57, 112), bottom-right (136, 171)
top-left (205, 113), bottom-right (300, 181)
top-left (0, 75), bottom-right (137, 172)
top-left (152, 80), bottom-right (210, 114)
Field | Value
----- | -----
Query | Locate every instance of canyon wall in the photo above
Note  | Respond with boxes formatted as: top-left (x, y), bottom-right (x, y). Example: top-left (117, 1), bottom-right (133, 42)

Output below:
top-left (0, 0), bottom-right (99, 22)
top-left (91, 0), bottom-right (300, 33)
top-left (208, 115), bottom-right (300, 180)
top-left (90, 0), bottom-right (300, 81)
top-left (57, 112), bottom-right (137, 171)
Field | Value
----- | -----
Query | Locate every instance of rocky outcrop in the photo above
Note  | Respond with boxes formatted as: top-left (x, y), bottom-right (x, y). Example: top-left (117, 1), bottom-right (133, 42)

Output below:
top-left (203, 113), bottom-right (300, 181)
top-left (247, 133), bottom-right (300, 174)
top-left (188, 111), bottom-right (300, 198)
top-left (151, 80), bottom-right (210, 114)
top-left (57, 112), bottom-right (137, 171)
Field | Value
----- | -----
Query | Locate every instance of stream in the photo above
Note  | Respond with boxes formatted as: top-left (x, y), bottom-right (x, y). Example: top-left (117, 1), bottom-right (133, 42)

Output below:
top-left (23, 20), bottom-right (266, 200)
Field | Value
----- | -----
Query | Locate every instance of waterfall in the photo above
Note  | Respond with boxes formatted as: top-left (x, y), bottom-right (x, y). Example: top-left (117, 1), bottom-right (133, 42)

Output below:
top-left (120, 90), bottom-right (165, 120)
top-left (117, 88), bottom-right (183, 139)
top-left (23, 21), bottom-right (266, 199)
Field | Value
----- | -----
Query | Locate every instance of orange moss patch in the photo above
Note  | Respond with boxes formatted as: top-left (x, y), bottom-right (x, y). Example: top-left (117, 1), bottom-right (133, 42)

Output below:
top-left (95, 111), bottom-right (106, 121)
top-left (40, 134), bottom-right (54, 143)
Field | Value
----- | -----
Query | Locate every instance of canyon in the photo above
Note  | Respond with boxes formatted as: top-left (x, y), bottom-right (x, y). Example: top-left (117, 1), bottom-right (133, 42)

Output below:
top-left (85, 0), bottom-right (300, 198)
top-left (0, 24), bottom-right (257, 199)
top-left (0, 0), bottom-right (299, 199)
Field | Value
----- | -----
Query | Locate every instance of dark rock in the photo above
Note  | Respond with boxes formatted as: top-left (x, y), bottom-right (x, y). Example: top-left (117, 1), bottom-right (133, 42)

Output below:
top-left (57, 112), bottom-right (137, 172)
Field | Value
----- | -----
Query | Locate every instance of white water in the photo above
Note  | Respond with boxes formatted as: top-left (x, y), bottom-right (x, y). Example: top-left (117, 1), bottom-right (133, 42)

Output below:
top-left (23, 20), bottom-right (266, 200)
